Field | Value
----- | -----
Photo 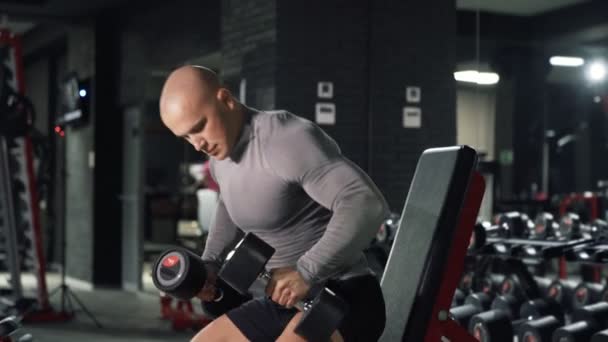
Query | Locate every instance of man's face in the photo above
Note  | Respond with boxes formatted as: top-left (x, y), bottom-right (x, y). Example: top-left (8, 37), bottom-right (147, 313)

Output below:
top-left (163, 92), bottom-right (238, 160)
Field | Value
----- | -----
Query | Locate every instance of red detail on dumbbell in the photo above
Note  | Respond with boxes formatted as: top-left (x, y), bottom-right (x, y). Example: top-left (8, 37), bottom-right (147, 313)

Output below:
top-left (576, 288), bottom-right (587, 301)
top-left (548, 286), bottom-right (558, 298)
top-left (525, 334), bottom-right (537, 342)
top-left (163, 255), bottom-right (179, 268)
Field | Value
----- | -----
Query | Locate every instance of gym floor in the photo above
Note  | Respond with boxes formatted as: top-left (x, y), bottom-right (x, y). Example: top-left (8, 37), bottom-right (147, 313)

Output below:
top-left (5, 266), bottom-right (196, 342)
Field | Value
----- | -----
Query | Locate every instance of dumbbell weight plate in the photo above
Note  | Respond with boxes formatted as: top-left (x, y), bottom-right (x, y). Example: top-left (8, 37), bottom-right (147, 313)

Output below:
top-left (518, 316), bottom-right (561, 342)
top-left (218, 233), bottom-right (275, 295)
top-left (152, 248), bottom-right (207, 301)
top-left (592, 329), bottom-right (608, 342)
top-left (558, 213), bottom-right (582, 238)
top-left (520, 298), bottom-right (565, 325)
top-left (468, 310), bottom-right (513, 342)
top-left (496, 212), bottom-right (530, 238)
top-left (573, 283), bottom-right (604, 311)
top-left (294, 288), bottom-right (347, 342)
top-left (532, 212), bottom-right (555, 239)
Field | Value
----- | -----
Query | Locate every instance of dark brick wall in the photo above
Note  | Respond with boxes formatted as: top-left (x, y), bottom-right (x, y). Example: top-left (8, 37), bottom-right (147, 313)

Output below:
top-left (368, 0), bottom-right (457, 210)
top-left (119, 0), bottom-right (221, 105)
top-left (276, 0), bottom-right (370, 172)
top-left (221, 0), bottom-right (277, 107)
top-left (223, 0), bottom-right (457, 211)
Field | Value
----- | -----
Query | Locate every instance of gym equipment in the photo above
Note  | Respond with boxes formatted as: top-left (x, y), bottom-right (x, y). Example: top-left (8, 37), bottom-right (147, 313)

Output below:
top-left (379, 146), bottom-right (484, 342)
top-left (479, 274), bottom-right (504, 295)
top-left (517, 316), bottom-right (562, 342)
top-left (452, 288), bottom-right (465, 307)
top-left (499, 275), bottom-right (526, 300)
top-left (0, 29), bottom-right (68, 326)
top-left (531, 212), bottom-right (559, 239)
top-left (450, 292), bottom-right (493, 328)
top-left (376, 212), bottom-right (399, 244)
top-left (469, 213), bottom-right (531, 251)
top-left (459, 271), bottom-right (475, 293)
top-left (218, 232), bottom-right (347, 342)
top-left (553, 302), bottom-right (608, 341)
top-left (466, 295), bottom-right (529, 342)
top-left (572, 282), bottom-right (604, 311)
top-left (152, 247), bottom-right (250, 318)
top-left (546, 279), bottom-right (578, 313)
top-left (519, 298), bottom-right (565, 324)
top-left (593, 329), bottom-right (608, 341)
top-left (153, 247), bottom-right (209, 300)
top-left (534, 277), bottom-right (552, 295)
top-left (495, 212), bottom-right (533, 239)
top-left (557, 212), bottom-right (582, 239)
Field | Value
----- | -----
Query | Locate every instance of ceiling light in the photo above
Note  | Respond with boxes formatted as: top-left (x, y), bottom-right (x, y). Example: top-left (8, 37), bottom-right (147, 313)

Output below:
top-left (587, 61), bottom-right (607, 82)
top-left (454, 70), bottom-right (500, 85)
top-left (550, 56), bottom-right (585, 67)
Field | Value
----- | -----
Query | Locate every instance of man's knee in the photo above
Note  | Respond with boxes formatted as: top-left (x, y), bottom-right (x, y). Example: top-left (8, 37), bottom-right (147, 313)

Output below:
top-left (191, 315), bottom-right (248, 342)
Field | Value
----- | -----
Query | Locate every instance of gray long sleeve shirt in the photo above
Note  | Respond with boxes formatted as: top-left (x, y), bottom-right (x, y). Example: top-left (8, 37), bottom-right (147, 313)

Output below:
top-left (202, 108), bottom-right (389, 284)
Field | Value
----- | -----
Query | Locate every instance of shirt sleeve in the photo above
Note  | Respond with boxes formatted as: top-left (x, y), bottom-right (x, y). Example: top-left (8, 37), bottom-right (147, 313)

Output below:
top-left (201, 195), bottom-right (241, 265)
top-left (266, 119), bottom-right (389, 284)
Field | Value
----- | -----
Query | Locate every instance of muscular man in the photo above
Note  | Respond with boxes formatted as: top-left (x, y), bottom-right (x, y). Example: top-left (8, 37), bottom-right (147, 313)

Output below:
top-left (160, 65), bottom-right (388, 341)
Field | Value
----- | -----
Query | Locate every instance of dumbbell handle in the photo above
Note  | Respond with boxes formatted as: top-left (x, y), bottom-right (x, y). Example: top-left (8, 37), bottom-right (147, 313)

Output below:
top-left (258, 271), bottom-right (314, 312)
top-left (210, 287), bottom-right (224, 302)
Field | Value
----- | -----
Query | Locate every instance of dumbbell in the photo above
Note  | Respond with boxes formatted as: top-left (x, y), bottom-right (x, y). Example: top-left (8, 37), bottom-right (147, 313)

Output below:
top-left (592, 220), bottom-right (608, 240)
top-left (518, 316), bottom-right (563, 342)
top-left (556, 212), bottom-right (583, 239)
top-left (450, 292), bottom-right (494, 328)
top-left (553, 302), bottom-right (608, 341)
top-left (467, 294), bottom-right (526, 342)
top-left (469, 215), bottom-right (527, 252)
top-left (531, 212), bottom-right (560, 240)
top-left (494, 212), bottom-right (533, 239)
top-left (546, 279), bottom-right (578, 313)
top-left (459, 271), bottom-right (475, 293)
top-left (218, 232), bottom-right (347, 342)
top-left (520, 298), bottom-right (565, 324)
top-left (593, 328), bottom-right (608, 341)
top-left (478, 274), bottom-right (505, 295)
top-left (452, 288), bottom-right (465, 307)
top-left (580, 219), bottom-right (608, 241)
top-left (152, 247), bottom-right (251, 317)
top-left (471, 294), bottom-right (564, 341)
top-left (376, 213), bottom-right (399, 244)
top-left (500, 276), bottom-right (526, 300)
top-left (535, 277), bottom-right (553, 296)
top-left (572, 282), bottom-right (605, 311)
top-left (499, 272), bottom-right (541, 301)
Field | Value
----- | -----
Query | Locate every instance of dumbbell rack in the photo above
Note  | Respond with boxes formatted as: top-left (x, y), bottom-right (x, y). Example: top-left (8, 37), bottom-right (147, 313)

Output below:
top-left (0, 136), bottom-right (24, 306)
top-left (0, 29), bottom-right (63, 323)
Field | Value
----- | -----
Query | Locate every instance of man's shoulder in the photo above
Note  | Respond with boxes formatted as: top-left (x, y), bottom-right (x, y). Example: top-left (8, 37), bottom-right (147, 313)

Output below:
top-left (255, 110), bottom-right (314, 143)
top-left (254, 109), bottom-right (312, 132)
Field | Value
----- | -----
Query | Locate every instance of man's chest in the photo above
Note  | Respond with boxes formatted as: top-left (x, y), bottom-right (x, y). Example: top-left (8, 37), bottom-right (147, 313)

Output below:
top-left (214, 163), bottom-right (307, 230)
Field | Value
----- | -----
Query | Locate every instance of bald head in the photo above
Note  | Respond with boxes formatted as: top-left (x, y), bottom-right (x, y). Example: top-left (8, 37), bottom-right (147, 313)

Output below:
top-left (159, 65), bottom-right (244, 161)
top-left (160, 65), bottom-right (220, 123)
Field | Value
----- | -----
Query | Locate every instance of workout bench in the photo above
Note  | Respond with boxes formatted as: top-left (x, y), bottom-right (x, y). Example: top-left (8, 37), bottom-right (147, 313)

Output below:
top-left (380, 145), bottom-right (485, 342)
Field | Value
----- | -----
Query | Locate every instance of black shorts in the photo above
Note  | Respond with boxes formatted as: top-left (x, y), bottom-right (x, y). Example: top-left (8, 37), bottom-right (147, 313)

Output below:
top-left (226, 274), bottom-right (386, 342)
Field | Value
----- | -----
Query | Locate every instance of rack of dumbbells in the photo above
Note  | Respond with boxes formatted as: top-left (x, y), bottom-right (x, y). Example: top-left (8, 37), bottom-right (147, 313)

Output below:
top-left (454, 209), bottom-right (608, 342)
top-left (0, 29), bottom-right (62, 329)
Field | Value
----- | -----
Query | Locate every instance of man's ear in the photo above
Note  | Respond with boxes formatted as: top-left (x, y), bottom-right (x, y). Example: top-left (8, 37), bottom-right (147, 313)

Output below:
top-left (216, 88), bottom-right (235, 109)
